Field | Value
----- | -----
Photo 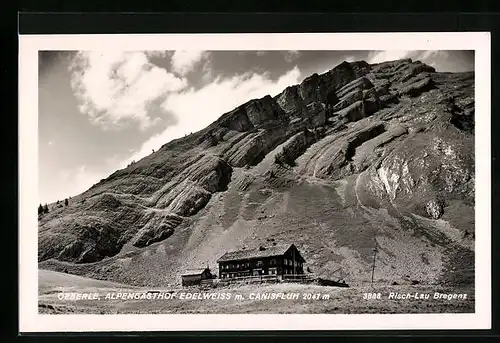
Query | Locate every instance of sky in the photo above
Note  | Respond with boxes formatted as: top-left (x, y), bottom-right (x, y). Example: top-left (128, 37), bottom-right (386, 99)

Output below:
top-left (38, 50), bottom-right (474, 204)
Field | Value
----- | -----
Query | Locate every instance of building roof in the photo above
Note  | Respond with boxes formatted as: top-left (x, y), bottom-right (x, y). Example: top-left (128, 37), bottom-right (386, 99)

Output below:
top-left (181, 268), bottom-right (209, 276)
top-left (217, 244), bottom-right (303, 263)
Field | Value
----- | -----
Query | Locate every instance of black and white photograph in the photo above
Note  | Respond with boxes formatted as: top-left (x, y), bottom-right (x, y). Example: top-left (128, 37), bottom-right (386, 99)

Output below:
top-left (19, 32), bottom-right (491, 331)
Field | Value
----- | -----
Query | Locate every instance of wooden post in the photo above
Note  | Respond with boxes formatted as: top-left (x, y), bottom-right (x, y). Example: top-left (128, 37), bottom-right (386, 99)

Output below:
top-left (371, 246), bottom-right (378, 287)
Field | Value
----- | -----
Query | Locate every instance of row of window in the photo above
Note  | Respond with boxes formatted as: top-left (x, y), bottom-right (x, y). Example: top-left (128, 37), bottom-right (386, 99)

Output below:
top-left (221, 273), bottom-right (251, 278)
top-left (284, 260), bottom-right (303, 267)
top-left (222, 263), bottom-right (249, 269)
top-left (221, 259), bottom-right (302, 269)
top-left (220, 268), bottom-right (299, 278)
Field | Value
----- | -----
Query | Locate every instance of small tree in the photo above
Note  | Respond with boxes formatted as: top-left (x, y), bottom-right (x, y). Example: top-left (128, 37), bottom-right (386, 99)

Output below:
top-left (38, 204), bottom-right (43, 215)
top-left (43, 204), bottom-right (49, 213)
top-left (64, 198), bottom-right (69, 206)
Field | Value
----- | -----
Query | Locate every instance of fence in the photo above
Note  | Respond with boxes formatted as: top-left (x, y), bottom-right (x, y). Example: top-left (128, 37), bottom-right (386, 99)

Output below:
top-left (282, 274), bottom-right (315, 283)
top-left (219, 274), bottom-right (281, 284)
top-left (218, 274), bottom-right (317, 285)
top-left (194, 274), bottom-right (348, 288)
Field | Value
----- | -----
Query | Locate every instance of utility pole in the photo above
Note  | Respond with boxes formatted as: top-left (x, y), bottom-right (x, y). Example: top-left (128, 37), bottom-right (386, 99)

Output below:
top-left (371, 246), bottom-right (379, 287)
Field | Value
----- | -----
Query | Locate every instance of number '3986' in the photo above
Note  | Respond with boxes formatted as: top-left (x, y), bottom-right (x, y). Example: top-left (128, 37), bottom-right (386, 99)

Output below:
top-left (363, 292), bottom-right (381, 299)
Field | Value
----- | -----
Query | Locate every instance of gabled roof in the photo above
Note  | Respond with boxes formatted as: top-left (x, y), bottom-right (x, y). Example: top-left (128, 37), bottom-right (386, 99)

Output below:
top-left (181, 268), bottom-right (210, 276)
top-left (217, 243), bottom-right (304, 263)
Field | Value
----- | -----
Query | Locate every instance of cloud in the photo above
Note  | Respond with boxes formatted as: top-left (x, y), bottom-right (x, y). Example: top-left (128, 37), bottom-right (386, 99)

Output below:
top-left (367, 50), bottom-right (474, 72)
top-left (407, 51), bottom-right (474, 72)
top-left (122, 66), bottom-right (302, 165)
top-left (200, 59), bottom-right (214, 84)
top-left (55, 53), bottom-right (303, 201)
top-left (170, 50), bottom-right (210, 76)
top-left (367, 50), bottom-right (412, 64)
top-left (69, 51), bottom-right (187, 130)
top-left (145, 51), bottom-right (171, 58)
top-left (284, 50), bottom-right (301, 63)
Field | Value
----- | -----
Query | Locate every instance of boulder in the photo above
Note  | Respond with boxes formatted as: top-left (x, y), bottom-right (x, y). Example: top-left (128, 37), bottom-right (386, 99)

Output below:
top-left (426, 199), bottom-right (443, 219)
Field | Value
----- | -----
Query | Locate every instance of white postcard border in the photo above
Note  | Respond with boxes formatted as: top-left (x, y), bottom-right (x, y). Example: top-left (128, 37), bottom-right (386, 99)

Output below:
top-left (19, 32), bottom-right (491, 332)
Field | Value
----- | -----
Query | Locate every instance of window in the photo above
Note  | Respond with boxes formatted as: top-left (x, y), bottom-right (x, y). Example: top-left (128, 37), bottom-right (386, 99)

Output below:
top-left (257, 260), bottom-right (263, 267)
top-left (270, 259), bottom-right (276, 265)
top-left (284, 260), bottom-right (288, 266)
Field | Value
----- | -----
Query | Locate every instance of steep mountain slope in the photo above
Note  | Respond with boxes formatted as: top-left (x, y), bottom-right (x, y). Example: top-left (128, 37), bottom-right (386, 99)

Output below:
top-left (39, 58), bottom-right (475, 287)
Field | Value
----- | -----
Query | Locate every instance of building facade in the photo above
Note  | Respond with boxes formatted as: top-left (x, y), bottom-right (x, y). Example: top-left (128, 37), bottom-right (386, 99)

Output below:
top-left (181, 268), bottom-right (213, 286)
top-left (217, 244), bottom-right (305, 280)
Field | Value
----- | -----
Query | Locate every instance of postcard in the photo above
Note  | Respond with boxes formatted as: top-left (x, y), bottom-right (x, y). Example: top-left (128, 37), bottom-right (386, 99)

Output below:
top-left (18, 32), bottom-right (491, 331)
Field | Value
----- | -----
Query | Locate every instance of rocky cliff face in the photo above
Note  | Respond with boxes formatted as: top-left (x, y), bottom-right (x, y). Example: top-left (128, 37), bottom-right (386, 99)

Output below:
top-left (39, 58), bottom-right (475, 287)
